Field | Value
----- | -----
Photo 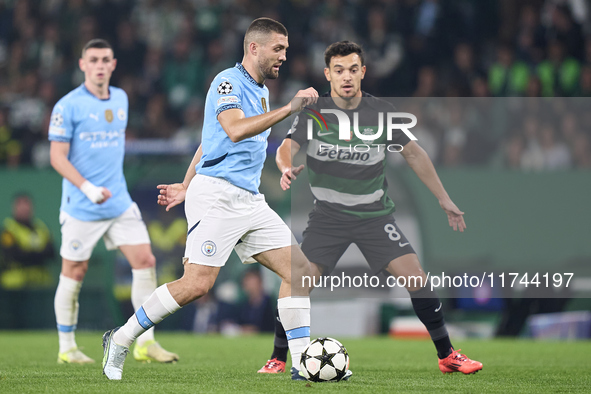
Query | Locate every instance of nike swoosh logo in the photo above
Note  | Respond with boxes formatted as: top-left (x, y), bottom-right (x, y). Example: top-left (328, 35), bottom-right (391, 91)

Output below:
top-left (435, 303), bottom-right (442, 312)
top-left (399, 242), bottom-right (409, 247)
top-left (317, 131), bottom-right (333, 136)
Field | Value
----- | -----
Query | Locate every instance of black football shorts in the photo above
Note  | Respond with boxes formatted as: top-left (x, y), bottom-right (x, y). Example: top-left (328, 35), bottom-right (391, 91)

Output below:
top-left (300, 208), bottom-right (416, 275)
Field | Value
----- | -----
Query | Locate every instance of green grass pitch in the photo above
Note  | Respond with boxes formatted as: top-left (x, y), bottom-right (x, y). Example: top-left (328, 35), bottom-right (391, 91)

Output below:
top-left (0, 332), bottom-right (589, 393)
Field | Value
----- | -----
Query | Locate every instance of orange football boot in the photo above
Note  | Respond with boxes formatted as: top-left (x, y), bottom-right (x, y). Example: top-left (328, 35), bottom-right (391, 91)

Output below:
top-left (438, 349), bottom-right (483, 375)
top-left (257, 358), bottom-right (286, 373)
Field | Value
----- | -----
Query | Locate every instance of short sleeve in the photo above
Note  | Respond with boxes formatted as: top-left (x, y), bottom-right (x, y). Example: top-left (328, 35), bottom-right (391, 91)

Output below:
top-left (211, 74), bottom-right (244, 117)
top-left (48, 100), bottom-right (74, 143)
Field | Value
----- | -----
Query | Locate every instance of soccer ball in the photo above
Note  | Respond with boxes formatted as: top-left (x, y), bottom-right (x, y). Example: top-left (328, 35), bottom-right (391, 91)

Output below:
top-left (300, 337), bottom-right (349, 382)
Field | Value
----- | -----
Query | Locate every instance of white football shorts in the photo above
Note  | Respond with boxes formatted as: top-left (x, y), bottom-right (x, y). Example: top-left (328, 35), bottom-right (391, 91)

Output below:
top-left (59, 202), bottom-right (151, 261)
top-left (184, 174), bottom-right (294, 267)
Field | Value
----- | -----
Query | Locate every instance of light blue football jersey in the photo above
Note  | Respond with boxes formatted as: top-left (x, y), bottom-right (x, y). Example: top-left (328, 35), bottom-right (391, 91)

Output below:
top-left (196, 63), bottom-right (271, 193)
top-left (48, 84), bottom-right (133, 221)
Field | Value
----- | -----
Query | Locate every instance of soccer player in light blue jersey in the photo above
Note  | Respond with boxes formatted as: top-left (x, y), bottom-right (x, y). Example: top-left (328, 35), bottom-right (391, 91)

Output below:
top-left (49, 39), bottom-right (178, 364)
top-left (102, 18), bottom-right (318, 381)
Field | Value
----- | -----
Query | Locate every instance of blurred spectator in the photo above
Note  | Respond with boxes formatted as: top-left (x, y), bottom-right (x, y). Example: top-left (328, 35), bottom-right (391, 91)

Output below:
top-left (540, 124), bottom-right (571, 169)
top-left (520, 116), bottom-right (545, 171)
top-left (526, 75), bottom-right (544, 97)
top-left (132, 0), bottom-right (184, 50)
top-left (546, 4), bottom-right (584, 60)
top-left (0, 0), bottom-right (589, 169)
top-left (504, 133), bottom-right (525, 169)
top-left (406, 0), bottom-right (446, 67)
top-left (238, 268), bottom-right (274, 334)
top-left (38, 23), bottom-right (64, 79)
top-left (537, 39), bottom-right (581, 96)
top-left (413, 66), bottom-right (439, 97)
top-left (571, 132), bottom-right (591, 167)
top-left (163, 35), bottom-right (204, 113)
top-left (488, 43), bottom-right (530, 96)
top-left (583, 36), bottom-right (591, 65)
top-left (280, 55), bottom-right (310, 104)
top-left (0, 108), bottom-right (21, 167)
top-left (560, 112), bottom-right (580, 147)
top-left (444, 42), bottom-right (484, 96)
top-left (142, 93), bottom-right (173, 138)
top-left (137, 46), bottom-right (164, 99)
top-left (576, 65), bottom-right (591, 95)
top-left (191, 292), bottom-right (220, 334)
top-left (515, 5), bottom-right (546, 65)
top-left (173, 100), bottom-right (203, 146)
top-left (471, 76), bottom-right (490, 97)
top-left (0, 193), bottom-right (54, 290)
top-left (30, 110), bottom-right (51, 168)
top-left (203, 38), bottom-right (234, 89)
top-left (112, 21), bottom-right (146, 79)
top-left (362, 6), bottom-right (403, 95)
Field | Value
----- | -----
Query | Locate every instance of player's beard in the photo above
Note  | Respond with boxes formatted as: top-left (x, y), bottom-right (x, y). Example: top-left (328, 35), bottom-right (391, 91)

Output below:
top-left (260, 59), bottom-right (279, 80)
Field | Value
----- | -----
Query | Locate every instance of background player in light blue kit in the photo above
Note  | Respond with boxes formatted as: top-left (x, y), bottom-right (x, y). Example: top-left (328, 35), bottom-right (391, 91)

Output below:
top-left (48, 39), bottom-right (178, 364)
top-left (102, 18), bottom-right (318, 381)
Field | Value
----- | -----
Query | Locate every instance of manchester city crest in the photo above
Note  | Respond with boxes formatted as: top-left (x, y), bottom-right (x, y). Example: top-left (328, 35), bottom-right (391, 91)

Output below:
top-left (201, 240), bottom-right (217, 257)
top-left (70, 239), bottom-right (83, 252)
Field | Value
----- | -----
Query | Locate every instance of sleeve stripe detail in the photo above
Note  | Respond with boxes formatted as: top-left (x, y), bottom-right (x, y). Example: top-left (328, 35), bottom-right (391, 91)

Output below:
top-left (48, 136), bottom-right (71, 143)
top-left (216, 104), bottom-right (242, 117)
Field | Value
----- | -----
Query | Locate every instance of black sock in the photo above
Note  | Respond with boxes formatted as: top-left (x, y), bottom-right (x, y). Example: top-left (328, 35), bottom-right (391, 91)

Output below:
top-left (409, 284), bottom-right (454, 359)
top-left (270, 309), bottom-right (288, 362)
top-left (433, 337), bottom-right (453, 359)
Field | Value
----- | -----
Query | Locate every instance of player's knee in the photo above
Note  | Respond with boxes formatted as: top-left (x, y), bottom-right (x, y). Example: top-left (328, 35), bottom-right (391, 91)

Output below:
top-left (177, 273), bottom-right (214, 302)
top-left (189, 283), bottom-right (211, 301)
top-left (62, 260), bottom-right (88, 281)
top-left (68, 270), bottom-right (86, 282)
top-left (130, 251), bottom-right (156, 269)
top-left (142, 252), bottom-right (156, 268)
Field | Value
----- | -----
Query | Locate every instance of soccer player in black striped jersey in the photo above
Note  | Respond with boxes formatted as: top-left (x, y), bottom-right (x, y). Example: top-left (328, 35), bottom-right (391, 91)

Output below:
top-left (258, 41), bottom-right (482, 377)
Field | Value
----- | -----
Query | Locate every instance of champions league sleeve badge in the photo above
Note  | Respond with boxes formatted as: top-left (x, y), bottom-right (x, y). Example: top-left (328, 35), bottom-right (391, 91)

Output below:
top-left (51, 112), bottom-right (64, 126)
top-left (217, 81), bottom-right (233, 95)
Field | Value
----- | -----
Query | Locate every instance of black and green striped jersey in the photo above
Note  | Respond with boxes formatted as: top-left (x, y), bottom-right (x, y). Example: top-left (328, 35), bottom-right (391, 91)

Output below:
top-left (287, 92), bottom-right (411, 220)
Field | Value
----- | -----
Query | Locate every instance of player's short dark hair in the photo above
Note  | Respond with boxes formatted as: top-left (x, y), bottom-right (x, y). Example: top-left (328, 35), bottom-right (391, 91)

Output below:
top-left (12, 192), bottom-right (32, 203)
top-left (324, 41), bottom-right (365, 67)
top-left (81, 39), bottom-right (113, 57)
top-left (244, 18), bottom-right (288, 52)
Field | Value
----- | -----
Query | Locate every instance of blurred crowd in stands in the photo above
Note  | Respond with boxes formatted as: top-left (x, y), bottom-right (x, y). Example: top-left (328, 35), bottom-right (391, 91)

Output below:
top-left (1, 0), bottom-right (591, 170)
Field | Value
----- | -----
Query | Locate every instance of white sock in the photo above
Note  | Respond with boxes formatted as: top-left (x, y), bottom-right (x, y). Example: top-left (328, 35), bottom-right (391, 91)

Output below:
top-left (278, 296), bottom-right (310, 370)
top-left (54, 274), bottom-right (82, 353)
top-left (114, 284), bottom-right (180, 348)
top-left (131, 267), bottom-right (157, 346)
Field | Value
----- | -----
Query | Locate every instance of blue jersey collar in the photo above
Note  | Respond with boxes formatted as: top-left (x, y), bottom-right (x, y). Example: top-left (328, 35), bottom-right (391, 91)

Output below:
top-left (235, 63), bottom-right (264, 88)
top-left (80, 83), bottom-right (111, 101)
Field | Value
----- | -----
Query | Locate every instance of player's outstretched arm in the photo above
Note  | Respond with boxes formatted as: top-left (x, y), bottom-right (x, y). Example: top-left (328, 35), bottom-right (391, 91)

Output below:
top-left (218, 88), bottom-right (318, 143)
top-left (400, 141), bottom-right (466, 232)
top-left (157, 145), bottom-right (203, 211)
top-left (50, 141), bottom-right (112, 204)
top-left (276, 138), bottom-right (304, 191)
